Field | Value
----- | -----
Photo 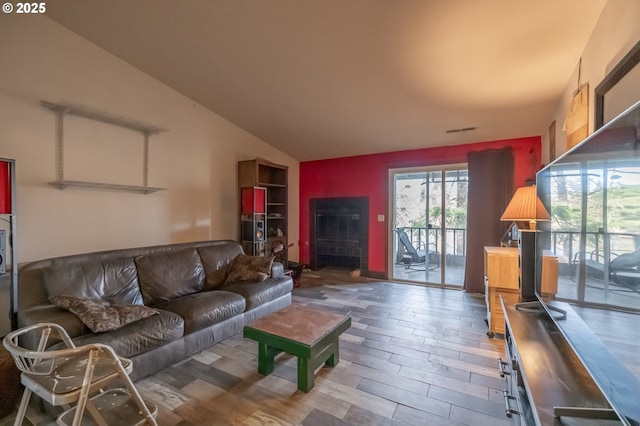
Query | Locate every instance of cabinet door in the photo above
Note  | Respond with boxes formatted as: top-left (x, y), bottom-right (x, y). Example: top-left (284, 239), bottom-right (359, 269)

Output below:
top-left (486, 248), bottom-right (519, 289)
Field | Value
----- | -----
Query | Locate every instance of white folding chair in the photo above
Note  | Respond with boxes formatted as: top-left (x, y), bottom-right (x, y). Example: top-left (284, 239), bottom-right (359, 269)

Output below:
top-left (3, 322), bottom-right (157, 426)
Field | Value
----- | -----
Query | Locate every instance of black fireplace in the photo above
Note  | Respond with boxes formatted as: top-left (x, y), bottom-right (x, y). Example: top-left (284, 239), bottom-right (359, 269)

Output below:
top-left (310, 197), bottom-right (369, 271)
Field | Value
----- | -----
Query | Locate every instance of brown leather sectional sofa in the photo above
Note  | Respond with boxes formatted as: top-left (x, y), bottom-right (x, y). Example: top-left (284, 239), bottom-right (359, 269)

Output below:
top-left (17, 240), bottom-right (293, 380)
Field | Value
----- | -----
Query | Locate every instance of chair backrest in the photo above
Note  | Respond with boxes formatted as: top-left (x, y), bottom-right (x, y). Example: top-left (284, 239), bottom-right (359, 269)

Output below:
top-left (610, 248), bottom-right (640, 271)
top-left (397, 229), bottom-right (418, 256)
top-left (3, 323), bottom-right (77, 375)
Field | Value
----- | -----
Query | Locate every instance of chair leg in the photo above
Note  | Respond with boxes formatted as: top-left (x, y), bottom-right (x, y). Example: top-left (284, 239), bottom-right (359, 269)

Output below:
top-left (13, 388), bottom-right (32, 426)
top-left (128, 387), bottom-right (158, 426)
top-left (71, 349), bottom-right (100, 426)
top-left (114, 365), bottom-right (158, 425)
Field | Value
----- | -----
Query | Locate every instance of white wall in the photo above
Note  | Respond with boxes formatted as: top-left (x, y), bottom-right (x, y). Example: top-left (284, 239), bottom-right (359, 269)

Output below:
top-left (544, 0), bottom-right (640, 163)
top-left (0, 15), bottom-right (299, 264)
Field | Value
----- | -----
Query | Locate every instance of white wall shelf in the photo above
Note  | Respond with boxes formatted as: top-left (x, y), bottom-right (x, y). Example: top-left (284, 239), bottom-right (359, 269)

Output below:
top-left (48, 180), bottom-right (166, 194)
top-left (42, 101), bottom-right (168, 194)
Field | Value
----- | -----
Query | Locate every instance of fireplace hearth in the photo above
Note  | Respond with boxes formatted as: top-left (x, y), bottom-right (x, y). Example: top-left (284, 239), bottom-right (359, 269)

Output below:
top-left (310, 197), bottom-right (369, 271)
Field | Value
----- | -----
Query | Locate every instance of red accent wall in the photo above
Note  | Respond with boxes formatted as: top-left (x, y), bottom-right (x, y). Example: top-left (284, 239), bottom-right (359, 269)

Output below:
top-left (299, 136), bottom-right (541, 276)
top-left (0, 161), bottom-right (11, 214)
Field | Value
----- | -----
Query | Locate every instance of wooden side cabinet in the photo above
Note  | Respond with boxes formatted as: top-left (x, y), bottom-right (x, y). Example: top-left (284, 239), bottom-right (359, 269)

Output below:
top-left (484, 246), bottom-right (519, 337)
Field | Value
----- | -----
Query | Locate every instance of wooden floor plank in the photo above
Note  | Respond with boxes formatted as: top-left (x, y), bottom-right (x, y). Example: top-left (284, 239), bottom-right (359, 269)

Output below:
top-left (392, 404), bottom-right (464, 426)
top-left (136, 376), bottom-right (190, 411)
top-left (388, 353), bottom-right (471, 382)
top-left (243, 409), bottom-right (300, 426)
top-left (342, 405), bottom-right (409, 426)
top-left (428, 353), bottom-right (502, 378)
top-left (449, 404), bottom-right (515, 426)
top-left (427, 385), bottom-right (506, 418)
top-left (397, 365), bottom-right (491, 399)
top-left (340, 361), bottom-right (431, 395)
top-left (301, 409), bottom-right (352, 426)
top-left (313, 378), bottom-right (398, 419)
top-left (356, 377), bottom-right (451, 418)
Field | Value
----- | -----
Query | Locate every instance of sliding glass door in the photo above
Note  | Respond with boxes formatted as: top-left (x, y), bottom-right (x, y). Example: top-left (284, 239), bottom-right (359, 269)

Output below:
top-left (389, 165), bottom-right (468, 287)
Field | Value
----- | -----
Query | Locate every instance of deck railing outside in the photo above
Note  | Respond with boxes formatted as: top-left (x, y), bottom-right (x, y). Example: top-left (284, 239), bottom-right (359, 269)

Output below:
top-left (395, 227), bottom-right (639, 271)
top-left (547, 230), bottom-right (639, 271)
top-left (395, 226), bottom-right (467, 264)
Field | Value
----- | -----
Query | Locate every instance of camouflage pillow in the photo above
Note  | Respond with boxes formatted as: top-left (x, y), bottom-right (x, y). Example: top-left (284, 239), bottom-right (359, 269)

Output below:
top-left (223, 254), bottom-right (274, 285)
top-left (50, 295), bottom-right (158, 333)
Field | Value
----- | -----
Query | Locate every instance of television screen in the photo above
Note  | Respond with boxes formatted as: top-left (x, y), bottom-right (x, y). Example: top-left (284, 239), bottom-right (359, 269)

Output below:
top-left (536, 101), bottom-right (640, 425)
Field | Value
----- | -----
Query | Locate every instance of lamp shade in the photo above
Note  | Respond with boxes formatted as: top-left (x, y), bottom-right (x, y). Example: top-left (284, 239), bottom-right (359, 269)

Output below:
top-left (501, 185), bottom-right (550, 230)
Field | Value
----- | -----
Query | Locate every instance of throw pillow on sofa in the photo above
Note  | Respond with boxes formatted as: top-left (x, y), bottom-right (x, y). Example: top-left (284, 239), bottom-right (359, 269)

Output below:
top-left (224, 254), bottom-right (274, 285)
top-left (50, 295), bottom-right (158, 333)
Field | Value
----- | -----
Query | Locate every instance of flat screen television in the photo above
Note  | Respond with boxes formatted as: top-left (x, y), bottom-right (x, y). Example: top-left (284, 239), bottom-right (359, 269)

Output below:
top-left (536, 100), bottom-right (640, 425)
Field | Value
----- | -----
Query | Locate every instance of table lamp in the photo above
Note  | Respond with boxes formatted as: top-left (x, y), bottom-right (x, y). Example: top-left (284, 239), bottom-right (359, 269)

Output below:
top-left (500, 185), bottom-right (550, 231)
top-left (501, 185), bottom-right (550, 300)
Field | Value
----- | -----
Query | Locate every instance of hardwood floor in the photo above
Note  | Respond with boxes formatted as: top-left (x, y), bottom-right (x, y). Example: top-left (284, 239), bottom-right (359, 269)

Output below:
top-left (5, 269), bottom-right (514, 426)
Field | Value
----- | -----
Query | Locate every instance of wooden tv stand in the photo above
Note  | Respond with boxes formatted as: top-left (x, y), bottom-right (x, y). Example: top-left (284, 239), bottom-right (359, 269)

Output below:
top-left (499, 295), bottom-right (621, 425)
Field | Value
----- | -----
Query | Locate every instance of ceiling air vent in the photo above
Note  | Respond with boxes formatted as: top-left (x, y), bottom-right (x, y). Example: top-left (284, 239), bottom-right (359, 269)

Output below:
top-left (446, 127), bottom-right (477, 134)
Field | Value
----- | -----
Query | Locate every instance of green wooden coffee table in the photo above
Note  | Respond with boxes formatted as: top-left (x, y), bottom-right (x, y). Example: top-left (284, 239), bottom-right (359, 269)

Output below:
top-left (243, 304), bottom-right (351, 392)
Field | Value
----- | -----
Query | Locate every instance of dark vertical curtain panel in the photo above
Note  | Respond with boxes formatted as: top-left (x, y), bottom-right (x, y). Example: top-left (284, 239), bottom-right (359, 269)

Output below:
top-left (463, 148), bottom-right (514, 293)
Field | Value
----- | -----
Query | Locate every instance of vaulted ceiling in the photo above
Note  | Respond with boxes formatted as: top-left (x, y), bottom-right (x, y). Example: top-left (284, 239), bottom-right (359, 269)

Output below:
top-left (46, 0), bottom-right (607, 161)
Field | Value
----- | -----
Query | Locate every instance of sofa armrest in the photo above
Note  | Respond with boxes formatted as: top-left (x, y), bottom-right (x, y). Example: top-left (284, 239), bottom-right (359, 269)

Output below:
top-left (271, 262), bottom-right (284, 279)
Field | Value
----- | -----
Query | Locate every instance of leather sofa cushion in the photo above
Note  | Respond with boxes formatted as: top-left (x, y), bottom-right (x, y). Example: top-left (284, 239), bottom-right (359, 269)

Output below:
top-left (43, 258), bottom-right (143, 305)
top-left (156, 291), bottom-right (246, 335)
top-left (197, 244), bottom-right (243, 290)
top-left (224, 278), bottom-right (293, 311)
top-left (57, 309), bottom-right (184, 359)
top-left (135, 249), bottom-right (205, 306)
